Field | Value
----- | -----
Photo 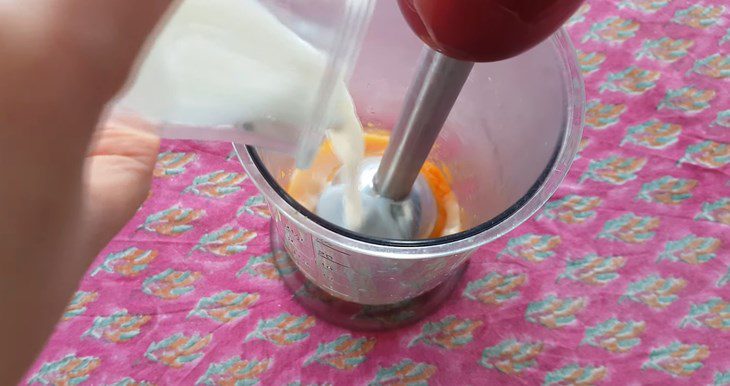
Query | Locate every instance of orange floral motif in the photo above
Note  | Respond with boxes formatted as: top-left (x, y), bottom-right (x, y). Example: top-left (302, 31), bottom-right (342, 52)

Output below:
top-left (237, 195), bottom-right (271, 219)
top-left (92, 247), bottom-right (158, 277)
top-left (637, 37), bottom-right (694, 63)
top-left (680, 141), bottom-right (729, 169)
top-left (464, 272), bottom-right (527, 305)
top-left (139, 205), bottom-right (205, 236)
top-left (197, 357), bottom-right (271, 385)
top-left (145, 333), bottom-right (212, 368)
top-left (622, 120), bottom-right (682, 149)
top-left (601, 66), bottom-right (661, 94)
top-left (154, 151), bottom-right (197, 177)
top-left (409, 316), bottom-right (483, 349)
top-left (695, 198), bottom-right (730, 225)
top-left (599, 213), bottom-right (660, 243)
top-left (304, 334), bottom-right (376, 370)
top-left (526, 295), bottom-right (587, 329)
top-left (539, 195), bottom-right (601, 224)
top-left (690, 54), bottom-right (730, 79)
top-left (585, 100), bottom-right (627, 129)
top-left (84, 310), bottom-right (151, 343)
top-left (479, 339), bottom-right (544, 375)
top-left (680, 298), bottom-right (729, 332)
top-left (194, 225), bottom-right (257, 256)
top-left (544, 364), bottom-right (608, 385)
top-left (499, 234), bottom-right (561, 262)
top-left (63, 291), bottom-right (99, 320)
top-left (184, 170), bottom-right (247, 198)
top-left (583, 17), bottom-right (640, 43)
top-left (658, 235), bottom-right (720, 265)
top-left (188, 291), bottom-right (259, 323)
top-left (237, 253), bottom-right (285, 280)
top-left (142, 269), bottom-right (201, 300)
top-left (581, 155), bottom-right (647, 185)
top-left (577, 50), bottom-right (606, 75)
top-left (643, 342), bottom-right (710, 377)
top-left (618, 0), bottom-right (671, 13)
top-left (559, 255), bottom-right (626, 286)
top-left (583, 318), bottom-right (646, 353)
top-left (637, 176), bottom-right (697, 205)
top-left (672, 4), bottom-right (725, 29)
top-left (246, 313), bottom-right (316, 346)
top-left (370, 359), bottom-right (437, 385)
top-left (621, 274), bottom-right (686, 309)
top-left (29, 354), bottom-right (101, 385)
top-left (659, 87), bottom-right (716, 113)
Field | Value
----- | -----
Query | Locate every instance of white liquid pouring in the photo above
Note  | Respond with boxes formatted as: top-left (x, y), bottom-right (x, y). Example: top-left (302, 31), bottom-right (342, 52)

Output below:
top-left (118, 0), bottom-right (365, 228)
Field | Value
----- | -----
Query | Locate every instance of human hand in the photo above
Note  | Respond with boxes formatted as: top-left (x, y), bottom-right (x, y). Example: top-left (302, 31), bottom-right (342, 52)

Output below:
top-left (0, 1), bottom-right (171, 383)
top-left (80, 116), bottom-right (160, 260)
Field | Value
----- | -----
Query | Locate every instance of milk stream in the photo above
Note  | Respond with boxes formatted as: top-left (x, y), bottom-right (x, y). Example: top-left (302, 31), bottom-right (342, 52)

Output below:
top-left (327, 96), bottom-right (365, 229)
top-left (119, 0), bottom-right (365, 228)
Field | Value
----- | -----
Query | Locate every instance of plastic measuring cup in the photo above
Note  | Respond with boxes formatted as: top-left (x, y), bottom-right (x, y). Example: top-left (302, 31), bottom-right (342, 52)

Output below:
top-left (235, 1), bottom-right (584, 329)
top-left (110, 0), bottom-right (375, 168)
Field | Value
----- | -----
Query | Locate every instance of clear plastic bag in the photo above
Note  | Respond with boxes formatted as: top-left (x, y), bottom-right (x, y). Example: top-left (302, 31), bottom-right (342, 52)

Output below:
top-left (111, 0), bottom-right (374, 168)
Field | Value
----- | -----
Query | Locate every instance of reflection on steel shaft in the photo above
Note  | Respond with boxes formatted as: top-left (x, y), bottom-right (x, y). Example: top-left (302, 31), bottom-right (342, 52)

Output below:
top-left (373, 47), bottom-right (474, 200)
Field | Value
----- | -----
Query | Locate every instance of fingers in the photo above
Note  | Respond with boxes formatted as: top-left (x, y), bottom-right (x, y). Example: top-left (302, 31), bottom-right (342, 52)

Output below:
top-left (88, 116), bottom-right (161, 161)
top-left (0, 3), bottom-right (172, 383)
top-left (80, 124), bottom-right (161, 258)
top-left (100, 109), bottom-right (161, 136)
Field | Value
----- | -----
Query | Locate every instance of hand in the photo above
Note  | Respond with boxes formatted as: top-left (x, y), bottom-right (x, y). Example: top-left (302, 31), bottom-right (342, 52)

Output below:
top-left (80, 117), bottom-right (160, 259)
top-left (0, 1), bottom-right (171, 383)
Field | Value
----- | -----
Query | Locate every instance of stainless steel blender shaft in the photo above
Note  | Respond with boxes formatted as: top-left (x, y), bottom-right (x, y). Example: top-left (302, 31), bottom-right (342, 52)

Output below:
top-left (373, 47), bottom-right (474, 201)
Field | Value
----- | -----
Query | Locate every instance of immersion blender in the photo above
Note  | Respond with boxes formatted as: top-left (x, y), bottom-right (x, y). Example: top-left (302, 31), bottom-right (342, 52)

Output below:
top-left (319, 0), bottom-right (584, 240)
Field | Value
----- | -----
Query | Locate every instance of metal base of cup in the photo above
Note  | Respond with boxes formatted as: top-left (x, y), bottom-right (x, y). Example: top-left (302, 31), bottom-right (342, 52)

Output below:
top-left (270, 222), bottom-right (467, 331)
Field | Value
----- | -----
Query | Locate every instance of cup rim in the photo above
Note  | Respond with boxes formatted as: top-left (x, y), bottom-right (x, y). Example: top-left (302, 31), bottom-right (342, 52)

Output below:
top-left (236, 29), bottom-right (584, 259)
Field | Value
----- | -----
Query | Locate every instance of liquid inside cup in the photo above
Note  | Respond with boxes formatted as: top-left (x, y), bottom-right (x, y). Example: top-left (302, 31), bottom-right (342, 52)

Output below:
top-left (256, 53), bottom-right (571, 243)
top-left (242, 1), bottom-right (582, 251)
top-left (288, 131), bottom-right (462, 240)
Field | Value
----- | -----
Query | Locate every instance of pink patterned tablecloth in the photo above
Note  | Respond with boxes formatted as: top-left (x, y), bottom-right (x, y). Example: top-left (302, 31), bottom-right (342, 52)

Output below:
top-left (25, 0), bottom-right (729, 385)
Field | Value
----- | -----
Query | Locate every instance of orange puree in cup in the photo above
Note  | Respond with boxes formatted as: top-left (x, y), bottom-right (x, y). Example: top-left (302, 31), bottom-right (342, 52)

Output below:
top-left (288, 131), bottom-right (460, 239)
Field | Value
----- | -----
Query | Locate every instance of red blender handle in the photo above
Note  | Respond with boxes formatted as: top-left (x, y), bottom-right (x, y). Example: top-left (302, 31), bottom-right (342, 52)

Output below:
top-left (398, 0), bottom-right (585, 62)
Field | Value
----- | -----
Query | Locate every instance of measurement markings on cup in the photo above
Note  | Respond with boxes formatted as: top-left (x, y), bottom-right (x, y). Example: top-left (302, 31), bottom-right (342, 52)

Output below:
top-left (313, 238), bottom-right (353, 283)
